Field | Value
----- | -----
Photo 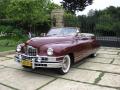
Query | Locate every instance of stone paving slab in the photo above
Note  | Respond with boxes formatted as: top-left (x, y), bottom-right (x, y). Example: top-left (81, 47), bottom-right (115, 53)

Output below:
top-left (0, 59), bottom-right (23, 69)
top-left (0, 57), bottom-right (101, 84)
top-left (107, 50), bottom-right (120, 52)
top-left (99, 47), bottom-right (120, 52)
top-left (97, 54), bottom-right (119, 59)
top-left (87, 58), bottom-right (113, 64)
top-left (0, 50), bottom-right (15, 58)
top-left (98, 73), bottom-right (120, 88)
top-left (0, 84), bottom-right (13, 90)
top-left (0, 57), bottom-right (10, 61)
top-left (97, 51), bottom-right (118, 55)
top-left (0, 47), bottom-right (119, 90)
top-left (5, 54), bottom-right (15, 59)
top-left (78, 62), bottom-right (120, 74)
top-left (58, 68), bottom-right (101, 83)
top-left (113, 59), bottom-right (120, 65)
top-left (30, 68), bottom-right (100, 84)
top-left (100, 47), bottom-right (114, 49)
top-left (115, 57), bottom-right (120, 59)
top-left (40, 79), bottom-right (117, 90)
top-left (0, 68), bottom-right (55, 90)
top-left (100, 47), bottom-right (120, 50)
top-left (0, 66), bottom-right (5, 69)
top-left (99, 49), bottom-right (120, 52)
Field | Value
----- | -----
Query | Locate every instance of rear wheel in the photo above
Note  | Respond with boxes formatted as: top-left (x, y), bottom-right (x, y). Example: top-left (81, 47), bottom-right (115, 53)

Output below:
top-left (58, 55), bottom-right (71, 75)
top-left (90, 53), bottom-right (97, 57)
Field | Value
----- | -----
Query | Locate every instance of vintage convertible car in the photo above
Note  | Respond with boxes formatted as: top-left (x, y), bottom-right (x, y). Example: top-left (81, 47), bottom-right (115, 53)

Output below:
top-left (15, 27), bottom-right (100, 74)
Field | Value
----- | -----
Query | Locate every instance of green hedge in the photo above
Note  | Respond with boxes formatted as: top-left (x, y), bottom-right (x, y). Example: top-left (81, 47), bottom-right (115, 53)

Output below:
top-left (0, 39), bottom-right (21, 47)
top-left (0, 25), bottom-right (28, 47)
top-left (0, 25), bottom-right (28, 41)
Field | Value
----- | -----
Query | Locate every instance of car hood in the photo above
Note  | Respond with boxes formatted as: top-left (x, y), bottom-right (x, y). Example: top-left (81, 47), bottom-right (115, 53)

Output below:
top-left (26, 36), bottom-right (74, 48)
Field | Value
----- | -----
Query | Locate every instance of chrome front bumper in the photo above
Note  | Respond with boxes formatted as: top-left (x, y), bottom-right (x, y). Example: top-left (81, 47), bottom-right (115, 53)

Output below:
top-left (15, 54), bottom-right (63, 69)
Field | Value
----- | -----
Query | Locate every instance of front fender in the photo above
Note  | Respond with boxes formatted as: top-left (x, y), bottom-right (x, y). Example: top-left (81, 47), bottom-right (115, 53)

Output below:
top-left (39, 43), bottom-right (73, 56)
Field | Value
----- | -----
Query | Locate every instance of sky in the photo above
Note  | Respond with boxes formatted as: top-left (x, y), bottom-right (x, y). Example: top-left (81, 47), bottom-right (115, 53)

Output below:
top-left (52, 0), bottom-right (120, 15)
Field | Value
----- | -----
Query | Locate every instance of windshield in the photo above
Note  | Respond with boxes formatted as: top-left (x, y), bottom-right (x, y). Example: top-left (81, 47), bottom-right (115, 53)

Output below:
top-left (47, 28), bottom-right (77, 36)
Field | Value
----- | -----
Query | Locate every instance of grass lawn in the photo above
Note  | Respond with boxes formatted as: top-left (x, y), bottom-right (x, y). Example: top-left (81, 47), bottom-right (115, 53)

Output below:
top-left (0, 46), bottom-right (16, 52)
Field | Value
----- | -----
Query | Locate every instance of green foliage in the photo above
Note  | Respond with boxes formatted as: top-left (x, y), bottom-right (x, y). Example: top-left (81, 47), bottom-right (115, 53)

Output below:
top-left (64, 13), bottom-right (79, 27)
top-left (113, 22), bottom-right (120, 36)
top-left (0, 39), bottom-right (20, 47)
top-left (47, 2), bottom-right (62, 14)
top-left (64, 6), bottom-right (120, 36)
top-left (6, 0), bottom-right (50, 24)
top-left (0, 0), bottom-right (62, 35)
top-left (0, 0), bottom-right (10, 19)
top-left (0, 46), bottom-right (15, 52)
top-left (62, 0), bottom-right (93, 14)
top-left (75, 6), bottom-right (120, 36)
top-left (0, 0), bottom-right (63, 50)
top-left (0, 25), bottom-right (28, 41)
top-left (5, 0), bottom-right (62, 24)
top-left (94, 6), bottom-right (120, 36)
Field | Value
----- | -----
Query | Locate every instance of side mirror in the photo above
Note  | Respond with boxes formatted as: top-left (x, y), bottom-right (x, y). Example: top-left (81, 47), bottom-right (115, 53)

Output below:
top-left (41, 33), bottom-right (46, 37)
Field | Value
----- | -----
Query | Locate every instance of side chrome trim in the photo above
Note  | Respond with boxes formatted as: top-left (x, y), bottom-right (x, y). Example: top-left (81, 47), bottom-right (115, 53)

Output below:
top-left (16, 53), bottom-right (64, 59)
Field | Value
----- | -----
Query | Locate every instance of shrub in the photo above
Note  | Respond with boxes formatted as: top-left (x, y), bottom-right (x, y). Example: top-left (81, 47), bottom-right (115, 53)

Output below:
top-left (0, 39), bottom-right (23, 47)
top-left (0, 25), bottom-right (28, 41)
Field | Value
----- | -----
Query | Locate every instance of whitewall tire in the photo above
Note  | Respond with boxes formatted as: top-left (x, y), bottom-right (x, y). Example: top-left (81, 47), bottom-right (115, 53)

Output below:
top-left (58, 55), bottom-right (71, 75)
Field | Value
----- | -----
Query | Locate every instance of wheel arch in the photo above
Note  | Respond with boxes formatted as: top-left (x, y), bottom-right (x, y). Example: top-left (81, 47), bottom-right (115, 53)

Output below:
top-left (68, 53), bottom-right (75, 65)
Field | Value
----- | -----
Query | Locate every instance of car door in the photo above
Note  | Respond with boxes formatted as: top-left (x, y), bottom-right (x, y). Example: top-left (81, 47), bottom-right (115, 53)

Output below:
top-left (73, 35), bottom-right (91, 62)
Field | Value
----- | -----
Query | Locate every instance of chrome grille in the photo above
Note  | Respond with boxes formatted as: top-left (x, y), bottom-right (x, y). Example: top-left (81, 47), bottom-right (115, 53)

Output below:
top-left (26, 46), bottom-right (37, 56)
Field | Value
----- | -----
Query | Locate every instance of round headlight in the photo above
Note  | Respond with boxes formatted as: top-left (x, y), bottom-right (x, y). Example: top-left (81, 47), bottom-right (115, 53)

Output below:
top-left (47, 48), bottom-right (53, 56)
top-left (16, 45), bottom-right (22, 52)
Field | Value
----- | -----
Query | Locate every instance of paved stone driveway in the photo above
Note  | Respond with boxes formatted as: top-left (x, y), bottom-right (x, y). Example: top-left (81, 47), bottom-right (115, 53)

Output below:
top-left (0, 47), bottom-right (120, 90)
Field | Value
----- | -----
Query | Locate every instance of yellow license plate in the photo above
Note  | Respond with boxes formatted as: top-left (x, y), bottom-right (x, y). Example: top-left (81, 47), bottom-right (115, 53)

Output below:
top-left (21, 60), bottom-right (32, 67)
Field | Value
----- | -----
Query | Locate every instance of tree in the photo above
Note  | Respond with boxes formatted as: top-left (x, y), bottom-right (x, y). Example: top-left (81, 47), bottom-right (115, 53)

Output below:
top-left (88, 9), bottom-right (95, 16)
top-left (62, 0), bottom-right (93, 14)
top-left (47, 2), bottom-right (62, 14)
top-left (6, 0), bottom-right (50, 24)
top-left (0, 0), bottom-right (10, 19)
top-left (64, 13), bottom-right (79, 27)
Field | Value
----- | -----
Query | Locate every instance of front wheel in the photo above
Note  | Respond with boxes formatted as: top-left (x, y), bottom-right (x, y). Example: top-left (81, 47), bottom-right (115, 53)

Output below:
top-left (58, 55), bottom-right (71, 75)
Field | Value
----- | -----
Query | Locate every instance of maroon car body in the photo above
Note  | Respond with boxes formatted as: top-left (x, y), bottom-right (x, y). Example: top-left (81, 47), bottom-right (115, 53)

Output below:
top-left (15, 27), bottom-right (100, 74)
